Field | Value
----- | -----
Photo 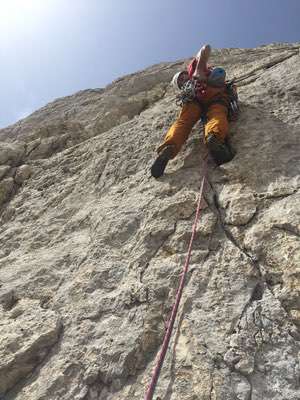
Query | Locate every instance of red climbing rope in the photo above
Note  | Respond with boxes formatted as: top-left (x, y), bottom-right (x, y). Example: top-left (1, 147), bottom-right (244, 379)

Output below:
top-left (144, 156), bottom-right (208, 400)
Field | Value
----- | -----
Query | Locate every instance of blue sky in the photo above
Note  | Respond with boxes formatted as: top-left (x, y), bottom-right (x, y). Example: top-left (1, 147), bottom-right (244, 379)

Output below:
top-left (0, 0), bottom-right (299, 128)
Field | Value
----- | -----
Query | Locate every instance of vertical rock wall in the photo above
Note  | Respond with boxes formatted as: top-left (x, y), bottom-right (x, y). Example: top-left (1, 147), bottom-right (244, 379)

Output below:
top-left (0, 43), bottom-right (299, 400)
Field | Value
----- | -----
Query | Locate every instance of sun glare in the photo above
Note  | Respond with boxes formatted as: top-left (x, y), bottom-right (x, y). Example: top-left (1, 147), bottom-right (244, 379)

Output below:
top-left (1, 0), bottom-right (41, 18)
top-left (0, 0), bottom-right (49, 37)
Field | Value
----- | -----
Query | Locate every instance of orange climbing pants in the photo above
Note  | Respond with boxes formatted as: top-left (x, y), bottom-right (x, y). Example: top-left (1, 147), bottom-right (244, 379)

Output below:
top-left (157, 101), bottom-right (229, 158)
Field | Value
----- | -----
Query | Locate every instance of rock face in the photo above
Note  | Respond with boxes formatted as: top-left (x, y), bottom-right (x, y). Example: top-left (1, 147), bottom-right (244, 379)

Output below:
top-left (0, 43), bottom-right (299, 400)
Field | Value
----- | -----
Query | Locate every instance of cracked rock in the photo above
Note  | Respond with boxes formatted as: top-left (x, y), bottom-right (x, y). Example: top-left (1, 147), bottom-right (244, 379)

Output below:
top-left (0, 142), bottom-right (25, 166)
top-left (0, 165), bottom-right (10, 180)
top-left (0, 299), bottom-right (62, 395)
top-left (0, 177), bottom-right (14, 206)
top-left (231, 372), bottom-right (251, 400)
top-left (0, 43), bottom-right (299, 400)
top-left (218, 185), bottom-right (257, 225)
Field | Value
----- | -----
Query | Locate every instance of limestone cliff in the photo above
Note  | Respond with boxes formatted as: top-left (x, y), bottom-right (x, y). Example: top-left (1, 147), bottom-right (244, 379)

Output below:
top-left (0, 43), bottom-right (299, 400)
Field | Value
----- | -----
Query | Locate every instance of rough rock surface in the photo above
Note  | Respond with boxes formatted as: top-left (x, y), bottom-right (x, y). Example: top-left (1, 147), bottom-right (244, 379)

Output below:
top-left (0, 299), bottom-right (62, 394)
top-left (0, 43), bottom-right (299, 400)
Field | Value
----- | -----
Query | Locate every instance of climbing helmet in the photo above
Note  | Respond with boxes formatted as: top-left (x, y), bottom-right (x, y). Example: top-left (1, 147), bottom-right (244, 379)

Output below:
top-left (207, 67), bottom-right (226, 87)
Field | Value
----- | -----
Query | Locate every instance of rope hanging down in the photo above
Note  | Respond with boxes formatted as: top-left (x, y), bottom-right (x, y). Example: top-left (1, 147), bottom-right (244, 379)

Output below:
top-left (144, 156), bottom-right (208, 400)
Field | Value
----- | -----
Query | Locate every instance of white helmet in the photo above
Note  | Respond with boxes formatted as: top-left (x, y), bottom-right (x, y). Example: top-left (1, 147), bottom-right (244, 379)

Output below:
top-left (171, 71), bottom-right (189, 90)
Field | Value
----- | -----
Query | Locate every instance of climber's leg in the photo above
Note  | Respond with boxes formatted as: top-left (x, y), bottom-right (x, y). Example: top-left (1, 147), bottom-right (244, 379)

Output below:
top-left (204, 103), bottom-right (229, 142)
top-left (204, 103), bottom-right (234, 165)
top-left (157, 101), bottom-right (202, 158)
top-left (151, 102), bottom-right (202, 178)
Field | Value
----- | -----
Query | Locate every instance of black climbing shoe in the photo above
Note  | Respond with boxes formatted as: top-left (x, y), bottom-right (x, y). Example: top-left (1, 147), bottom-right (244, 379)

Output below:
top-left (206, 134), bottom-right (235, 166)
top-left (151, 145), bottom-right (174, 178)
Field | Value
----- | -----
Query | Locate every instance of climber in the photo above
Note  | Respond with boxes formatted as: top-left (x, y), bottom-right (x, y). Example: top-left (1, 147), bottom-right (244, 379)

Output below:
top-left (151, 44), bottom-right (235, 179)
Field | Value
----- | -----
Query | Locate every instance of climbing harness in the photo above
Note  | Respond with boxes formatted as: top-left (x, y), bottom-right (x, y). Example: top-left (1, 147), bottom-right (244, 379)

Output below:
top-left (175, 78), bottom-right (240, 121)
top-left (144, 156), bottom-right (208, 400)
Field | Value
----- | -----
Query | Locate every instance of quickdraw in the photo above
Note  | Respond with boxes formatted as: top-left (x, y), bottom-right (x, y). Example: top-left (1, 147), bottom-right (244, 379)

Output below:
top-left (175, 79), bottom-right (197, 106)
top-left (226, 80), bottom-right (239, 121)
